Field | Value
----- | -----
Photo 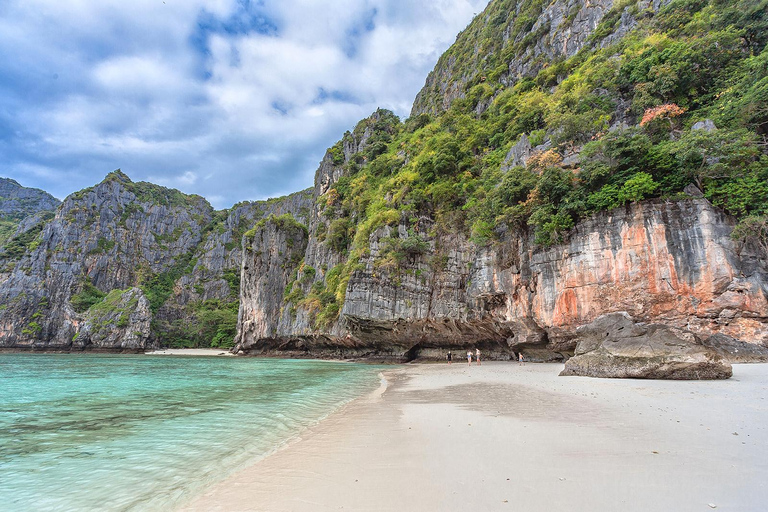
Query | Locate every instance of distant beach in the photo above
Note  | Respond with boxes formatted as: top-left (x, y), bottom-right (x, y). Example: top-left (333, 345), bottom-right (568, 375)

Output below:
top-left (183, 362), bottom-right (768, 512)
top-left (144, 348), bottom-right (235, 357)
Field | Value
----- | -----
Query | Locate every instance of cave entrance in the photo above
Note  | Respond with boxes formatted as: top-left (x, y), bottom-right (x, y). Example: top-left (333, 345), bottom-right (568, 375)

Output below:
top-left (404, 343), bottom-right (422, 362)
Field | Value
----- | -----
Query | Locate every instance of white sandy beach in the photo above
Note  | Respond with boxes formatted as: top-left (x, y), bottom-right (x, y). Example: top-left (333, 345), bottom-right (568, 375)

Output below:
top-left (181, 362), bottom-right (768, 512)
top-left (144, 348), bottom-right (235, 357)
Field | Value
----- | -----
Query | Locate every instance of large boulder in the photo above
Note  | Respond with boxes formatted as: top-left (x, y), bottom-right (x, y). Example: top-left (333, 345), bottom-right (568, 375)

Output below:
top-left (701, 334), bottom-right (768, 363)
top-left (560, 313), bottom-right (732, 380)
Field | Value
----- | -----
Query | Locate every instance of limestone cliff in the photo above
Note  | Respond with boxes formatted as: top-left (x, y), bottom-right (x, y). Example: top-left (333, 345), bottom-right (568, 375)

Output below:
top-left (0, 177), bottom-right (60, 250)
top-left (0, 178), bottom-right (59, 221)
top-left (411, 0), bottom-right (671, 118)
top-left (2, 0), bottom-right (766, 363)
top-left (0, 171), bottom-right (311, 351)
top-left (233, 0), bottom-right (768, 363)
top-left (235, 179), bottom-right (768, 360)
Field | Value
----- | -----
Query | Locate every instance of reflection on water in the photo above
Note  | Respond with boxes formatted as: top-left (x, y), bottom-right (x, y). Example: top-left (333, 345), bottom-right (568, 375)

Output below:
top-left (0, 354), bottom-right (381, 511)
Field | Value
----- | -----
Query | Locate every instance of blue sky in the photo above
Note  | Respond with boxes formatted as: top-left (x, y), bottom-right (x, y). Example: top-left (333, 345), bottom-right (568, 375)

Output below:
top-left (0, 0), bottom-right (489, 208)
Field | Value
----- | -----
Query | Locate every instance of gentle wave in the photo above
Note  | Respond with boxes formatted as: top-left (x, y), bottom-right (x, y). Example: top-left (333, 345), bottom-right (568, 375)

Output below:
top-left (0, 354), bottom-right (383, 511)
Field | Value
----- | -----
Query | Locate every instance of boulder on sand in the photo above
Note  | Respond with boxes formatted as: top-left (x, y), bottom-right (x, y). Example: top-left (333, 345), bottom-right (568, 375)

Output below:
top-left (560, 313), bottom-right (732, 380)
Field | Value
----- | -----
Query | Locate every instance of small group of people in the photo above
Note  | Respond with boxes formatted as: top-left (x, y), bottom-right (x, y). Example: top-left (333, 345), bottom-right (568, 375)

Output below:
top-left (445, 349), bottom-right (525, 365)
top-left (445, 348), bottom-right (481, 365)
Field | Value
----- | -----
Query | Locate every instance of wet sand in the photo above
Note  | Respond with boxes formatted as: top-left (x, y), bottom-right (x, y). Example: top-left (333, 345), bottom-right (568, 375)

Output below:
top-left (181, 362), bottom-right (768, 511)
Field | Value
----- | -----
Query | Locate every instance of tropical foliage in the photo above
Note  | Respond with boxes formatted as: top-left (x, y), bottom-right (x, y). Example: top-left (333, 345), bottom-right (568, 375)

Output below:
top-left (289, 0), bottom-right (767, 328)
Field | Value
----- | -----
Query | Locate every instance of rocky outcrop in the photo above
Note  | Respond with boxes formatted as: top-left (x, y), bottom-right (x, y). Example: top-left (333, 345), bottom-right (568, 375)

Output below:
top-left (0, 178), bottom-right (60, 250)
top-left (236, 216), bottom-right (309, 347)
top-left (0, 171), bottom-right (213, 350)
top-left (412, 0), bottom-right (672, 118)
top-left (234, 71), bottom-right (767, 362)
top-left (75, 288), bottom-right (151, 351)
top-left (523, 200), bottom-right (768, 346)
top-left (700, 334), bottom-right (768, 363)
top-left (0, 178), bottom-right (59, 220)
top-left (501, 134), bottom-right (533, 171)
top-left (560, 313), bottom-right (733, 379)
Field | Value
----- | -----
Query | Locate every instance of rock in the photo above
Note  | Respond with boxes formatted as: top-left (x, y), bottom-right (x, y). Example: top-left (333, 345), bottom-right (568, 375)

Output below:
top-left (0, 170), bottom-right (312, 351)
top-left (0, 178), bottom-right (60, 251)
top-left (683, 184), bottom-right (704, 198)
top-left (238, 160), bottom-right (768, 360)
top-left (560, 313), bottom-right (733, 380)
top-left (411, 0), bottom-right (673, 117)
top-left (561, 149), bottom-right (581, 167)
top-left (502, 134), bottom-right (532, 171)
top-left (76, 288), bottom-right (151, 351)
top-left (234, 214), bottom-right (309, 350)
top-left (0, 177), bottom-right (60, 220)
top-left (701, 333), bottom-right (768, 363)
top-left (692, 119), bottom-right (717, 132)
top-left (532, 140), bottom-right (553, 154)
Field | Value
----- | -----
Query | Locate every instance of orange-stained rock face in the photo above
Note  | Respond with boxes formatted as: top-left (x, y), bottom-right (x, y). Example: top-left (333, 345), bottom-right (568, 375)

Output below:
top-left (238, 196), bottom-right (767, 360)
top-left (523, 200), bottom-right (768, 345)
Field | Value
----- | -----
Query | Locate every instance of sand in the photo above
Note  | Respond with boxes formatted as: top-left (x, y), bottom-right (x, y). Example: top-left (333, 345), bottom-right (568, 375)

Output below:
top-left (144, 348), bottom-right (235, 357)
top-left (181, 362), bottom-right (768, 512)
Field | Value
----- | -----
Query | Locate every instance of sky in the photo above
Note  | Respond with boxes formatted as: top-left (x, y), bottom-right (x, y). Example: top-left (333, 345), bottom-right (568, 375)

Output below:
top-left (0, 0), bottom-right (490, 209)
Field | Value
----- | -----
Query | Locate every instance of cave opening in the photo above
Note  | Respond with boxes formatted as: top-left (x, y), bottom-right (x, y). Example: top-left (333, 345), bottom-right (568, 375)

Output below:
top-left (404, 343), bottom-right (422, 362)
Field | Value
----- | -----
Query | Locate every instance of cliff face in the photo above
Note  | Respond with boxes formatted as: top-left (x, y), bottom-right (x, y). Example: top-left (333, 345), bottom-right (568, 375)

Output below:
top-left (231, 0), bottom-right (768, 363)
top-left (236, 181), bottom-right (768, 360)
top-left (0, 171), bottom-right (311, 351)
top-left (0, 178), bottom-right (59, 220)
top-left (0, 178), bottom-right (60, 249)
top-left (411, 0), bottom-right (670, 118)
top-left (2, 0), bottom-right (766, 361)
top-left (526, 200), bottom-right (767, 346)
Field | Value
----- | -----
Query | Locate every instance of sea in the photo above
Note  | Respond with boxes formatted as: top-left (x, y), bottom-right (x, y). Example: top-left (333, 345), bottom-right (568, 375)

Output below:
top-left (0, 353), bottom-right (384, 511)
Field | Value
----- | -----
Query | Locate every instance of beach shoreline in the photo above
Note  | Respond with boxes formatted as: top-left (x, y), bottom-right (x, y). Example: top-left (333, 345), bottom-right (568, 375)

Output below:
top-left (144, 348), bottom-right (236, 357)
top-left (181, 362), bottom-right (768, 512)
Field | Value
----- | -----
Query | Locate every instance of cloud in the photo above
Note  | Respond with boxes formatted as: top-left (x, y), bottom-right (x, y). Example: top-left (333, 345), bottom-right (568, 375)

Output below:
top-left (0, 0), bottom-right (490, 209)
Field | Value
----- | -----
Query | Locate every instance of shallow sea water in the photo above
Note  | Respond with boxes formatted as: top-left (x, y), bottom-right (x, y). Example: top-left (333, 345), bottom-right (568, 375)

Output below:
top-left (0, 354), bottom-right (382, 511)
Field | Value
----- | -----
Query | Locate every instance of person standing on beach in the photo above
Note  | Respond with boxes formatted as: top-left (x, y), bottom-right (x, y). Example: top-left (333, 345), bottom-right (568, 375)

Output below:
top-left (467, 350), bottom-right (472, 366)
top-left (475, 348), bottom-right (481, 366)
top-left (518, 352), bottom-right (524, 366)
top-left (447, 351), bottom-right (452, 365)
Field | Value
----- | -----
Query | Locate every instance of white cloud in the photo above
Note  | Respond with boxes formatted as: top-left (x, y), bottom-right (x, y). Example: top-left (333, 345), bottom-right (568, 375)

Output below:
top-left (0, 0), bottom-right (491, 207)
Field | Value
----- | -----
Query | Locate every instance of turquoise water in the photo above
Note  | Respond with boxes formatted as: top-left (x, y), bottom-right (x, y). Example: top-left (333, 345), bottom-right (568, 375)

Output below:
top-left (0, 354), bottom-right (383, 511)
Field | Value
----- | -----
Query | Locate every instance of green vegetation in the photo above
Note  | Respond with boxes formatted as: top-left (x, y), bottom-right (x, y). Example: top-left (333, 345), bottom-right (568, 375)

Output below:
top-left (244, 213), bottom-right (308, 241)
top-left (302, 263), bottom-right (354, 329)
top-left (70, 279), bottom-right (108, 313)
top-left (375, 233), bottom-right (431, 272)
top-left (119, 203), bottom-right (144, 226)
top-left (0, 212), bottom-right (54, 260)
top-left (310, 0), bottom-right (767, 262)
top-left (732, 215), bottom-right (768, 256)
top-left (85, 289), bottom-right (138, 333)
top-left (89, 237), bottom-right (116, 254)
top-left (21, 321), bottom-right (42, 336)
top-left (157, 300), bottom-right (239, 349)
top-left (154, 226), bottom-right (186, 245)
top-left (140, 254), bottom-right (197, 314)
top-left (223, 269), bottom-right (241, 297)
top-left (0, 219), bottom-right (17, 246)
